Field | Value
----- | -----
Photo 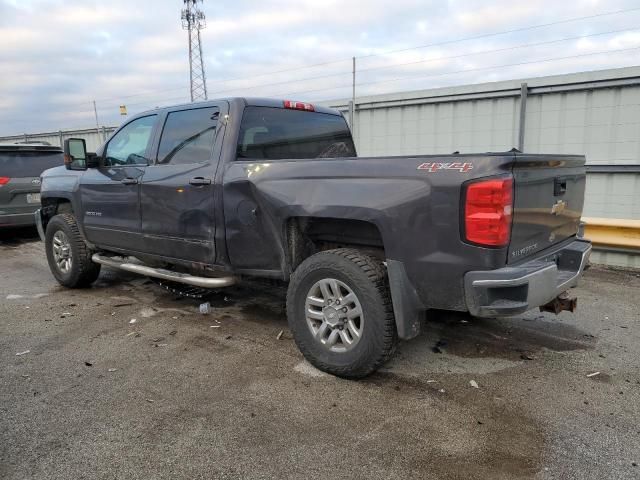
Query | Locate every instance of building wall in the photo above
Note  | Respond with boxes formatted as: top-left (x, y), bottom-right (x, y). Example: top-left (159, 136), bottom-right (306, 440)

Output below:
top-left (0, 127), bottom-right (116, 152)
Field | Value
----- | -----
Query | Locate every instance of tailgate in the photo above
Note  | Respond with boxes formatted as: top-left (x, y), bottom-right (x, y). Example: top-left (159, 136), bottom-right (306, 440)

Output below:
top-left (508, 154), bottom-right (585, 263)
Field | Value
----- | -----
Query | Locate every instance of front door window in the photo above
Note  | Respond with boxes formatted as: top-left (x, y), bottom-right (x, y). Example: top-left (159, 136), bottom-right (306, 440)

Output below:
top-left (105, 115), bottom-right (156, 166)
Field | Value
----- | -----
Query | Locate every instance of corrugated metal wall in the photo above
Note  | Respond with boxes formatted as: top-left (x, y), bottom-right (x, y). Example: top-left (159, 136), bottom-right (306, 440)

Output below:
top-left (1, 67), bottom-right (638, 267)
top-left (327, 66), bottom-right (640, 268)
top-left (0, 127), bottom-right (116, 152)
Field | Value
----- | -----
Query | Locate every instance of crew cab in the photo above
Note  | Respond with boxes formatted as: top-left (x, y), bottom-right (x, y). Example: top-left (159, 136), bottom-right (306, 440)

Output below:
top-left (36, 97), bottom-right (591, 378)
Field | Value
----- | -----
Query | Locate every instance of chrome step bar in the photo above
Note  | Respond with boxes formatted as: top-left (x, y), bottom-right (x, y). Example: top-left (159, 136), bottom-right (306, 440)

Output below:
top-left (92, 254), bottom-right (236, 288)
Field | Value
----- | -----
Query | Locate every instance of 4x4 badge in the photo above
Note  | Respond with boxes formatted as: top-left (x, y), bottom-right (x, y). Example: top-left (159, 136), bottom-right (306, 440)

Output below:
top-left (417, 162), bottom-right (473, 173)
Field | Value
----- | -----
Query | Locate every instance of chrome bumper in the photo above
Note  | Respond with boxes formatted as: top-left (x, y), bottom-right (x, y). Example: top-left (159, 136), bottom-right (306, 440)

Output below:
top-left (464, 239), bottom-right (592, 317)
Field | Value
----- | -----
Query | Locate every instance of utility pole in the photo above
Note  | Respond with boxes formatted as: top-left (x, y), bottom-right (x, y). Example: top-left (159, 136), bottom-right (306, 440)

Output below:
top-left (181, 0), bottom-right (208, 102)
top-left (349, 56), bottom-right (356, 140)
top-left (92, 100), bottom-right (100, 131)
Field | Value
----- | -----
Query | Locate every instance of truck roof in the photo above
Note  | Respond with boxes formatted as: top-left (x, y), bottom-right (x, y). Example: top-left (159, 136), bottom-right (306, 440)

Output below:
top-left (138, 97), bottom-right (343, 117)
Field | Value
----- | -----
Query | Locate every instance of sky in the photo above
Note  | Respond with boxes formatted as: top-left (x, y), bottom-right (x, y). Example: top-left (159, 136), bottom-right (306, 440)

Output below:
top-left (0, 0), bottom-right (639, 135)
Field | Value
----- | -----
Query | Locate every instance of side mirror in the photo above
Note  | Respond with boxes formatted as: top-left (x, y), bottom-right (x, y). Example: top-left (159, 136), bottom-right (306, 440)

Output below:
top-left (63, 138), bottom-right (88, 170)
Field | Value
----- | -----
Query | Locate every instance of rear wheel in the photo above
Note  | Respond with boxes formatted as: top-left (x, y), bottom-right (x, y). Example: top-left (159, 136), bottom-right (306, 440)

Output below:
top-left (45, 214), bottom-right (100, 288)
top-left (286, 248), bottom-right (397, 379)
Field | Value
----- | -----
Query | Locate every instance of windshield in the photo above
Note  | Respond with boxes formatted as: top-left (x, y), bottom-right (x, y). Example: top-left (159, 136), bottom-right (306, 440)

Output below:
top-left (237, 107), bottom-right (356, 160)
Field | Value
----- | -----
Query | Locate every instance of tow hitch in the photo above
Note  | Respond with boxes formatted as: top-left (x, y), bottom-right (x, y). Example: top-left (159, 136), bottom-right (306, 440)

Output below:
top-left (539, 292), bottom-right (577, 314)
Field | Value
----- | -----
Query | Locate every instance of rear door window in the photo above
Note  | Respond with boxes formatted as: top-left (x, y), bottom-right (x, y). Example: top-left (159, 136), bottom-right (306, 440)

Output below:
top-left (236, 107), bottom-right (356, 160)
top-left (156, 107), bottom-right (219, 165)
top-left (0, 151), bottom-right (64, 178)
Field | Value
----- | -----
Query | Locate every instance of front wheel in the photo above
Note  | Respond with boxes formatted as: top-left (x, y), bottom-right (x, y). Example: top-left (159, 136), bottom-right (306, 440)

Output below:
top-left (45, 214), bottom-right (101, 288)
top-left (286, 249), bottom-right (397, 379)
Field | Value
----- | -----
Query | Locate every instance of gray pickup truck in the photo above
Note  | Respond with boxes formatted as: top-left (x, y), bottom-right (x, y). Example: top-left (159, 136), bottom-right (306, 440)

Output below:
top-left (36, 97), bottom-right (591, 378)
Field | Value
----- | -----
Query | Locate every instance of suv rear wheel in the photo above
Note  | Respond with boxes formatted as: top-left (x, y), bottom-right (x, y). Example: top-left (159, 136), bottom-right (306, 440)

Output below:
top-left (45, 214), bottom-right (100, 288)
top-left (286, 248), bottom-right (397, 378)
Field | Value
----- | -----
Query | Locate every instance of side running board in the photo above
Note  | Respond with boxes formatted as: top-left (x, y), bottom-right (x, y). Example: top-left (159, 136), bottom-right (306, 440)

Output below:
top-left (92, 254), bottom-right (236, 288)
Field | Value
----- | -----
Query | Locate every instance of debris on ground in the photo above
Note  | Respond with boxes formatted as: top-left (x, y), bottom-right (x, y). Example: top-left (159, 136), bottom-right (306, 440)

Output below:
top-left (210, 325), bottom-right (221, 328)
top-left (84, 362), bottom-right (93, 367)
top-left (145, 399), bottom-right (154, 403)
top-left (60, 312), bottom-right (72, 318)
top-left (521, 353), bottom-right (535, 360)
top-left (586, 371), bottom-right (601, 378)
top-left (470, 380), bottom-right (479, 389)
top-left (107, 368), bottom-right (118, 372)
top-left (432, 339), bottom-right (447, 354)
top-left (6, 293), bottom-right (48, 300)
top-left (129, 318), bottom-right (137, 324)
top-left (21, 374), bottom-right (30, 378)
top-left (140, 307), bottom-right (157, 318)
top-left (277, 330), bottom-right (284, 340)
top-left (199, 302), bottom-right (211, 314)
top-left (426, 380), bottom-right (436, 383)
top-left (438, 389), bottom-right (445, 393)
top-left (15, 350), bottom-right (30, 356)
top-left (169, 330), bottom-right (177, 336)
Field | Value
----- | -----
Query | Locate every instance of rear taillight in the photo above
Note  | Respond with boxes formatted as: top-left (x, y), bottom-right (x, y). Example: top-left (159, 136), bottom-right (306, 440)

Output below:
top-left (283, 100), bottom-right (315, 111)
top-left (464, 176), bottom-right (513, 247)
top-left (0, 177), bottom-right (10, 186)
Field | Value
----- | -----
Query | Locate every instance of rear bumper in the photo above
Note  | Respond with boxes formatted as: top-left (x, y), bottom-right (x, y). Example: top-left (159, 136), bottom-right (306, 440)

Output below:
top-left (464, 238), bottom-right (592, 317)
top-left (0, 212), bottom-right (37, 228)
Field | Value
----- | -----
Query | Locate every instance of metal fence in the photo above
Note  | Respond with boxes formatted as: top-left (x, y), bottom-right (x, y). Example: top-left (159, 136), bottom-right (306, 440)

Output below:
top-left (0, 126), bottom-right (116, 152)
top-left (1, 66), bottom-right (639, 267)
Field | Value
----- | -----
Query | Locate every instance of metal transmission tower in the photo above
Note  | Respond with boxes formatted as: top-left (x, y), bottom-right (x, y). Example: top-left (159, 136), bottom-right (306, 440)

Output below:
top-left (181, 0), bottom-right (208, 102)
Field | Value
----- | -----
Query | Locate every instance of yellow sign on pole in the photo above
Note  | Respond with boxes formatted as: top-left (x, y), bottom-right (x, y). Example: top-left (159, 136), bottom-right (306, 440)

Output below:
top-left (119, 105), bottom-right (127, 116)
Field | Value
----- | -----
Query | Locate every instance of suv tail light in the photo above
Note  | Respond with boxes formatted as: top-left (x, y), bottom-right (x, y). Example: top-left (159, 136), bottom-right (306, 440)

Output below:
top-left (283, 100), bottom-right (315, 112)
top-left (464, 176), bottom-right (513, 247)
top-left (0, 176), bottom-right (10, 186)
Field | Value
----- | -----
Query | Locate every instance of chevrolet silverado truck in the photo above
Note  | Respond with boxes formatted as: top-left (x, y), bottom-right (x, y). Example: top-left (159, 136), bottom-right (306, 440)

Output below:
top-left (36, 97), bottom-right (591, 378)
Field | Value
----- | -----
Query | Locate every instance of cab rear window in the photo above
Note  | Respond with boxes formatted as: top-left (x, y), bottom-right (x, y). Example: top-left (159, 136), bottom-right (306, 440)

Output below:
top-left (0, 151), bottom-right (64, 178)
top-left (236, 107), bottom-right (356, 160)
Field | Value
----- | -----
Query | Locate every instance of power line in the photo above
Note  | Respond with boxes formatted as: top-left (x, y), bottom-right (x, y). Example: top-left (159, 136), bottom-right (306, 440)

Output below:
top-left (20, 5), bottom-right (640, 111)
top-left (99, 28), bottom-right (639, 108)
top-left (357, 6), bottom-right (640, 60)
top-left (276, 45), bottom-right (640, 98)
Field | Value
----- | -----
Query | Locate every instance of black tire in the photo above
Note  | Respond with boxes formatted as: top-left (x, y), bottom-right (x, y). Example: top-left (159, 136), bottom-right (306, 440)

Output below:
top-left (45, 213), bottom-right (101, 288)
top-left (286, 248), bottom-right (397, 379)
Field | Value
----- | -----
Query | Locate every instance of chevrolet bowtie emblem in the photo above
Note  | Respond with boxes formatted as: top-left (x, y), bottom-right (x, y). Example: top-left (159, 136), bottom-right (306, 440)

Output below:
top-left (551, 200), bottom-right (567, 215)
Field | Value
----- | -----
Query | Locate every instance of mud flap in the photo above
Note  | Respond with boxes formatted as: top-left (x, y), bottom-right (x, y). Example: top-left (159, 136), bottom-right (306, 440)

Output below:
top-left (386, 259), bottom-right (424, 340)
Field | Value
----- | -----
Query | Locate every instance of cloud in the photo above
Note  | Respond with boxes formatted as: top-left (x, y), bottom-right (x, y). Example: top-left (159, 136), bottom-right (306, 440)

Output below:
top-left (0, 0), bottom-right (639, 135)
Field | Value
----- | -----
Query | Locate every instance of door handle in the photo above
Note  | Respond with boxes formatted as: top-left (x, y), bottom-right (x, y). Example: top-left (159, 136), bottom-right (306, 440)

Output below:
top-left (121, 177), bottom-right (138, 185)
top-left (189, 177), bottom-right (212, 186)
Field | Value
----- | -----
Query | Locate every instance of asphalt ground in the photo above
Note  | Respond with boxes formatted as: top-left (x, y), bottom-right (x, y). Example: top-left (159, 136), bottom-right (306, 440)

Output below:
top-left (1, 227), bottom-right (639, 480)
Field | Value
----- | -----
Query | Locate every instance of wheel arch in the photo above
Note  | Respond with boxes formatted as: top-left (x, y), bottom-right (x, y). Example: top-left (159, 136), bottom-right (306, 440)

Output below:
top-left (283, 216), bottom-right (386, 274)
